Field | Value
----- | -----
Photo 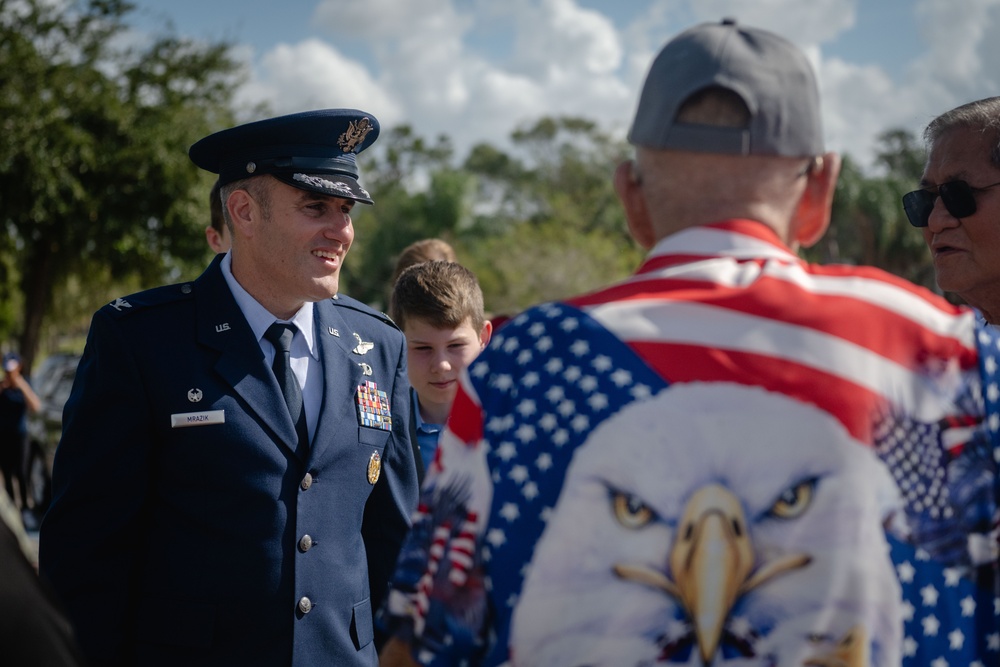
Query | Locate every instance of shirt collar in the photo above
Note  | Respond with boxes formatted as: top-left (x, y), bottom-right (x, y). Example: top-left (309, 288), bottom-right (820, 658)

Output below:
top-left (410, 387), bottom-right (442, 433)
top-left (641, 219), bottom-right (799, 273)
top-left (220, 252), bottom-right (318, 360)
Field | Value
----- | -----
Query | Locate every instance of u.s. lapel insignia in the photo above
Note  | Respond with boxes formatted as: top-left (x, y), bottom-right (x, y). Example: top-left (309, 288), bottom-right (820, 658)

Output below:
top-left (352, 332), bottom-right (374, 355)
top-left (367, 450), bottom-right (381, 485)
top-left (187, 388), bottom-right (203, 403)
top-left (356, 380), bottom-right (392, 431)
top-left (329, 327), bottom-right (340, 337)
top-left (358, 362), bottom-right (372, 376)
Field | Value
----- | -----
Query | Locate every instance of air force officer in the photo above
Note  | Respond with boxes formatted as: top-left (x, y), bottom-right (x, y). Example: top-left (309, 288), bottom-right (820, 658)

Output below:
top-left (39, 109), bottom-right (419, 667)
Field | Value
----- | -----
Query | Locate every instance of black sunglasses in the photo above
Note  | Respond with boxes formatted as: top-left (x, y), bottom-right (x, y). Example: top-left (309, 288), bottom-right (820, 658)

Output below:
top-left (902, 179), bottom-right (1000, 228)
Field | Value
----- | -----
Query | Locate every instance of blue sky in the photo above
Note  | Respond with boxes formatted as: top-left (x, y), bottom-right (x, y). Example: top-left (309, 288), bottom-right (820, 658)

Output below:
top-left (125, 0), bottom-right (1000, 171)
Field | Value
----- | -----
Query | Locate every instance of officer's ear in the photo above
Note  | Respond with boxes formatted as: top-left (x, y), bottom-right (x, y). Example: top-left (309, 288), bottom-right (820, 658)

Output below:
top-left (614, 160), bottom-right (656, 249)
top-left (227, 187), bottom-right (259, 238)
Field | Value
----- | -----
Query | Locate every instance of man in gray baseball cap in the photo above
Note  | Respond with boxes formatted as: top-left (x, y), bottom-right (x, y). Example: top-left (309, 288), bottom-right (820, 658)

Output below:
top-left (618, 17), bottom-right (836, 251)
top-left (380, 19), bottom-right (997, 667)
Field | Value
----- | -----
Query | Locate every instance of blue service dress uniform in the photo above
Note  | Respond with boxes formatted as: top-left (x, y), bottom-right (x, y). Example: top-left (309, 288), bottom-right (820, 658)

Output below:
top-left (39, 255), bottom-right (419, 666)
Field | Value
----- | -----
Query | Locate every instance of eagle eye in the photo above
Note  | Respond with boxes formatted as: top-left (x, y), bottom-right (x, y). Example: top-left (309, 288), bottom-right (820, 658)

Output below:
top-left (769, 478), bottom-right (817, 519)
top-left (612, 491), bottom-right (655, 529)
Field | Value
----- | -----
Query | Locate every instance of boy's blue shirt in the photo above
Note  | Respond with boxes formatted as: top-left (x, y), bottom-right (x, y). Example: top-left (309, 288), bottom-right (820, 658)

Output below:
top-left (410, 387), bottom-right (442, 472)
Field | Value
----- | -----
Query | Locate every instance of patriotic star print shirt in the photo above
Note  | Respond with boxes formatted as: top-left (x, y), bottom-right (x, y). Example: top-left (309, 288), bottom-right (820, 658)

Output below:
top-left (383, 219), bottom-right (1000, 667)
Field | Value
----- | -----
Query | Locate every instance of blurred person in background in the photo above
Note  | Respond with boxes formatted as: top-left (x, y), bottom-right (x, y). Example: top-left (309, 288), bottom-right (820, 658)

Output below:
top-left (387, 238), bottom-right (457, 314)
top-left (0, 352), bottom-right (40, 515)
top-left (0, 486), bottom-right (85, 666)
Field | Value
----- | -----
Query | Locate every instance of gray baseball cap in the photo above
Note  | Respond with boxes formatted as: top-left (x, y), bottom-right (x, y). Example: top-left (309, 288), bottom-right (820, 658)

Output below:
top-left (628, 18), bottom-right (823, 157)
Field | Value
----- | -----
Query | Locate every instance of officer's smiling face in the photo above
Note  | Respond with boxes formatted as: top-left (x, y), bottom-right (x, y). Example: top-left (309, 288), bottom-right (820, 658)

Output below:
top-left (233, 177), bottom-right (356, 319)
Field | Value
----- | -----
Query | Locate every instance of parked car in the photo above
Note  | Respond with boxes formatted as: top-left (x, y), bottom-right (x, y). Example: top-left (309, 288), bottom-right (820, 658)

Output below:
top-left (24, 353), bottom-right (81, 526)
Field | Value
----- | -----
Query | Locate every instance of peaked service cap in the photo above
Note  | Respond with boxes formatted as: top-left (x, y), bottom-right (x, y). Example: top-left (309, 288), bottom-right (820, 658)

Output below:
top-left (628, 18), bottom-right (823, 158)
top-left (189, 109), bottom-right (380, 204)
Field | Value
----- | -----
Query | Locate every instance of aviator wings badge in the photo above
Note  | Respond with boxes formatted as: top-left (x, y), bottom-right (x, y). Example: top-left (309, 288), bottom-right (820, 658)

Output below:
top-left (352, 332), bottom-right (374, 355)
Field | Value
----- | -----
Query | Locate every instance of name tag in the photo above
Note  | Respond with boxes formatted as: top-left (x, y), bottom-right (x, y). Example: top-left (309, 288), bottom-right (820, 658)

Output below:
top-left (170, 410), bottom-right (225, 428)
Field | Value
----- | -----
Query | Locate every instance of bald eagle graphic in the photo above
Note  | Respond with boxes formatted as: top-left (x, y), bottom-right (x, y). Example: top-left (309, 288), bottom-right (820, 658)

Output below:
top-left (511, 383), bottom-right (904, 666)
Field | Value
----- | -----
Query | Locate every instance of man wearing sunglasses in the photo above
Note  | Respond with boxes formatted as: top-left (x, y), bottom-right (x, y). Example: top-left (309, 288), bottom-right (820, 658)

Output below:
top-left (904, 96), bottom-right (1000, 322)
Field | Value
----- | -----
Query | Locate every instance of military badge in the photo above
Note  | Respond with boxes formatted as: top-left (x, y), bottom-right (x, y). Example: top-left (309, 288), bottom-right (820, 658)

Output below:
top-left (367, 450), bottom-right (381, 485)
top-left (356, 380), bottom-right (392, 431)
top-left (352, 332), bottom-right (374, 355)
top-left (293, 173), bottom-right (342, 192)
top-left (337, 117), bottom-right (374, 153)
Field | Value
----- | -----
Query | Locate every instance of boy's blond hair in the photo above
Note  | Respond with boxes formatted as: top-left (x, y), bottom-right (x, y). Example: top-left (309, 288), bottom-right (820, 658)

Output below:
top-left (390, 261), bottom-right (486, 333)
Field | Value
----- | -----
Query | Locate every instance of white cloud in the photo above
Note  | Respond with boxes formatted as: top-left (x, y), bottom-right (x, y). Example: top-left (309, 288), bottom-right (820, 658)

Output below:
top-left (312, 0), bottom-right (467, 41)
top-left (507, 0), bottom-right (623, 77)
top-left (231, 0), bottom-right (1000, 172)
top-left (235, 39), bottom-right (403, 126)
top-left (819, 58), bottom-right (922, 166)
top-left (686, 0), bottom-right (856, 45)
top-left (820, 0), bottom-right (1000, 168)
top-left (270, 0), bottom-right (634, 158)
top-left (908, 0), bottom-right (1000, 104)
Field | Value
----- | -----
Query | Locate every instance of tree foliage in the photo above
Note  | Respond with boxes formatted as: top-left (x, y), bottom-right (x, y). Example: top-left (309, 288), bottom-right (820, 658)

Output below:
top-left (459, 117), bottom-right (642, 315)
top-left (344, 125), bottom-right (472, 310)
top-left (0, 0), bottom-right (242, 368)
top-left (0, 1), bottom-right (942, 365)
top-left (805, 129), bottom-right (936, 291)
top-left (344, 116), bottom-right (642, 315)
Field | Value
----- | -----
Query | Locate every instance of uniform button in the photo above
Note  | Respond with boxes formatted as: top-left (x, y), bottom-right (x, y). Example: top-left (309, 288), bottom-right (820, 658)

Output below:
top-left (180, 284), bottom-right (192, 294)
top-left (300, 473), bottom-right (313, 491)
top-left (298, 535), bottom-right (313, 552)
top-left (298, 597), bottom-right (312, 614)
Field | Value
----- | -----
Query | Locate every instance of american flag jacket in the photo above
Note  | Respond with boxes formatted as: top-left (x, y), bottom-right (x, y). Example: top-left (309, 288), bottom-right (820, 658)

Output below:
top-left (384, 219), bottom-right (1000, 666)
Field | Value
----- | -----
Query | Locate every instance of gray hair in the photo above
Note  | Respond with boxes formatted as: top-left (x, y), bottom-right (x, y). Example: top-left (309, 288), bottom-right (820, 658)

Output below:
top-left (925, 96), bottom-right (1000, 167)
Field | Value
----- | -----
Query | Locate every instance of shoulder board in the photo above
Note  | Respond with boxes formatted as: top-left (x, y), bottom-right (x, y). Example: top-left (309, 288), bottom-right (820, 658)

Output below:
top-left (329, 294), bottom-right (399, 330)
top-left (100, 282), bottom-right (195, 319)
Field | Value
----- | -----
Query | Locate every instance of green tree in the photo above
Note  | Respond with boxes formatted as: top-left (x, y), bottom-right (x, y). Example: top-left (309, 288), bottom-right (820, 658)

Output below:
top-left (344, 125), bottom-right (474, 310)
top-left (342, 118), bottom-right (641, 316)
top-left (806, 129), bottom-right (935, 291)
top-left (461, 117), bottom-right (642, 313)
top-left (0, 0), bottom-right (242, 369)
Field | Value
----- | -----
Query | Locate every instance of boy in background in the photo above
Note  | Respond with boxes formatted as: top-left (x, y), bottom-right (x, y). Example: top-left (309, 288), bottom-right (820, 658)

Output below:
top-left (390, 261), bottom-right (491, 482)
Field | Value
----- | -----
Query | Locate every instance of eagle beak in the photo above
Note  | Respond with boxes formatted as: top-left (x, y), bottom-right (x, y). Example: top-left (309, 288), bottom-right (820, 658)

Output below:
top-left (670, 484), bottom-right (754, 664)
top-left (803, 625), bottom-right (870, 667)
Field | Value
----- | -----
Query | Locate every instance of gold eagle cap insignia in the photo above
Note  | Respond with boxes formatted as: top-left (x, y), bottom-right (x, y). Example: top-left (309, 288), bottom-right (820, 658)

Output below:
top-left (338, 117), bottom-right (373, 153)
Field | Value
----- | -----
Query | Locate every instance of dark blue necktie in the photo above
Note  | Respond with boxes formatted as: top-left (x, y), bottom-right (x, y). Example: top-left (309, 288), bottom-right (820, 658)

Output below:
top-left (264, 322), bottom-right (309, 457)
